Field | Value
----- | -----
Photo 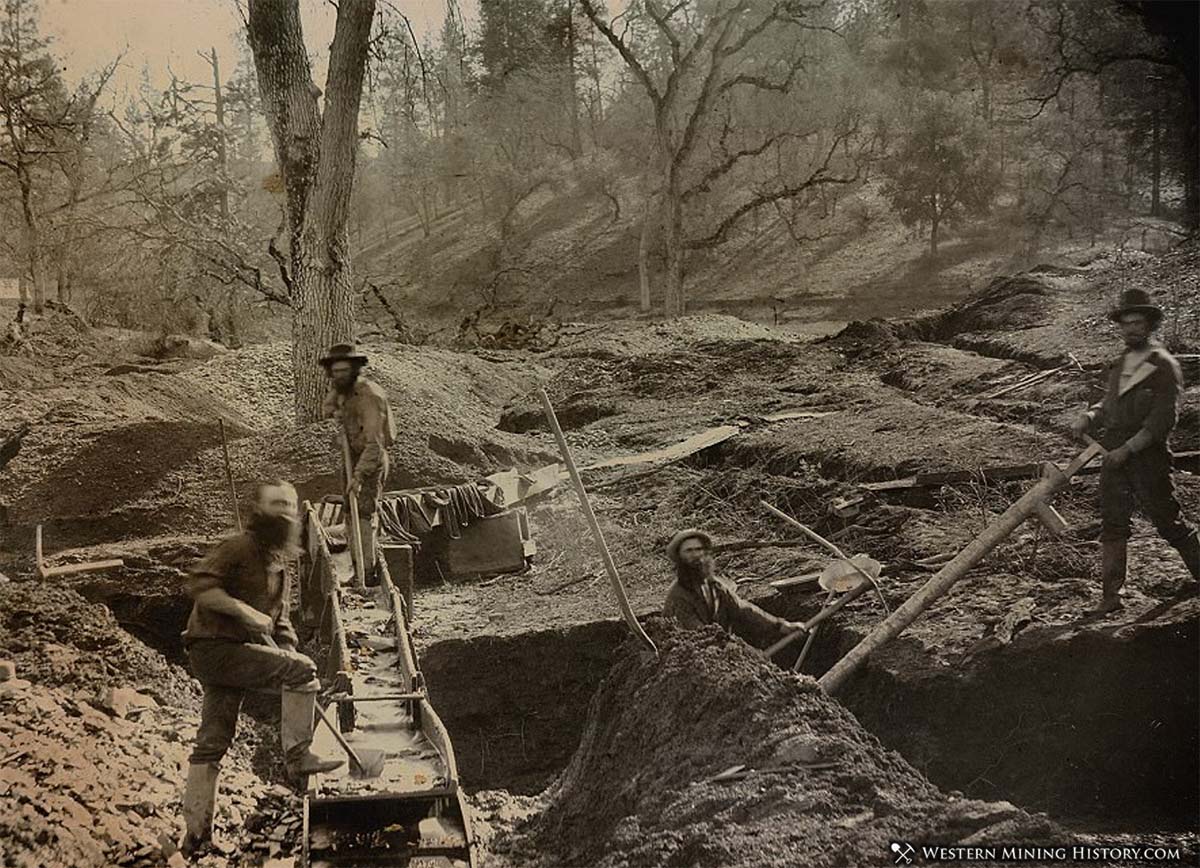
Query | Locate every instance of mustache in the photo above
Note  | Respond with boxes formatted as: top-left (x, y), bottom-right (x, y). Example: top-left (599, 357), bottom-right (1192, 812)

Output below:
top-left (250, 513), bottom-right (300, 554)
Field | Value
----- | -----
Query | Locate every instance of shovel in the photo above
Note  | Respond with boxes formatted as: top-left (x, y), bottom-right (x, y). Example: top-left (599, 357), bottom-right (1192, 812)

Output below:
top-left (258, 634), bottom-right (385, 779)
top-left (312, 700), bottom-right (387, 779)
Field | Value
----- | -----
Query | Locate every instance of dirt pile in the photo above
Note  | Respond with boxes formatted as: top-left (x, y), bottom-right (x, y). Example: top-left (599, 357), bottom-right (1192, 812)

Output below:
top-left (0, 583), bottom-right (305, 868)
top-left (514, 623), bottom-right (1067, 868)
top-left (0, 584), bottom-right (196, 705)
top-left (0, 337), bottom-right (556, 556)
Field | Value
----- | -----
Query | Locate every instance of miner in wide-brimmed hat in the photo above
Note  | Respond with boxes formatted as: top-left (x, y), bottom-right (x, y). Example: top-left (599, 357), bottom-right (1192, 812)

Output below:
top-left (662, 528), bottom-right (807, 648)
top-left (1070, 288), bottom-right (1198, 614)
top-left (320, 343), bottom-right (396, 578)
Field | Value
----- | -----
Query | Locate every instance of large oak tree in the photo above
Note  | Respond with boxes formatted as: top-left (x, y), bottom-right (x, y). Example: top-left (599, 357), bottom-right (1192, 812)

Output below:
top-left (246, 0), bottom-right (376, 421)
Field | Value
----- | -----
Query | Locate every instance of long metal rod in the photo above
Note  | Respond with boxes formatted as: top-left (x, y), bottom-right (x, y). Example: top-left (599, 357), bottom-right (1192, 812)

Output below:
top-left (539, 389), bottom-right (657, 656)
top-left (340, 431), bottom-right (366, 588)
top-left (218, 418), bottom-right (242, 532)
top-left (819, 443), bottom-right (1105, 694)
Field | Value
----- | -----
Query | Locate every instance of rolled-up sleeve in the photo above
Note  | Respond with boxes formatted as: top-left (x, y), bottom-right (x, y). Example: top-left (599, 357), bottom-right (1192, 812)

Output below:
top-left (186, 539), bottom-right (240, 599)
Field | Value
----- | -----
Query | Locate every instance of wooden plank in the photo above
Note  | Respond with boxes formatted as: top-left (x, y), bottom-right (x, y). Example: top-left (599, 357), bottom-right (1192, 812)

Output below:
top-left (42, 559), bottom-right (124, 578)
top-left (866, 451), bottom-right (1199, 492)
top-left (769, 572), bottom-right (822, 589)
top-left (913, 464), bottom-right (1041, 486)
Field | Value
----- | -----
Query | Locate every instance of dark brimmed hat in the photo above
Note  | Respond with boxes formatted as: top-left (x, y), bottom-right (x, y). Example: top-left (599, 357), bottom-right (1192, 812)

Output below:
top-left (666, 528), bottom-right (713, 563)
top-left (1109, 288), bottom-right (1162, 326)
top-left (319, 343), bottom-right (369, 368)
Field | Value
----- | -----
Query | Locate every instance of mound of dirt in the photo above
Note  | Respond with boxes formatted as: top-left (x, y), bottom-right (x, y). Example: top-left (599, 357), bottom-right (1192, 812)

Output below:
top-left (517, 623), bottom-right (1067, 868)
top-left (916, 274), bottom-right (1054, 344)
top-left (0, 583), bottom-right (307, 868)
top-left (0, 584), bottom-right (197, 706)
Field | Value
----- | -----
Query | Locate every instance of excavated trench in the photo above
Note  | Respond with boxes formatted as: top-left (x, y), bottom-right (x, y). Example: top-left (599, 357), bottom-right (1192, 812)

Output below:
top-left (75, 550), bottom-right (1198, 840)
top-left (420, 620), bottom-right (626, 794)
top-left (765, 600), bottom-right (1200, 835)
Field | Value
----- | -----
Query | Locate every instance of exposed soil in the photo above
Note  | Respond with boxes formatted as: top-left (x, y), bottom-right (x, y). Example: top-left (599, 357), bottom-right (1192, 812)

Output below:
top-left (1, 240), bottom-right (1197, 866)
top-left (502, 623), bottom-right (1079, 868)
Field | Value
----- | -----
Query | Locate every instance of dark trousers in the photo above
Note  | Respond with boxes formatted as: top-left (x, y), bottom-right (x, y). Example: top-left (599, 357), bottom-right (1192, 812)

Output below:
top-left (355, 466), bottom-right (386, 518)
top-left (1099, 446), bottom-right (1196, 547)
top-left (187, 639), bottom-right (317, 765)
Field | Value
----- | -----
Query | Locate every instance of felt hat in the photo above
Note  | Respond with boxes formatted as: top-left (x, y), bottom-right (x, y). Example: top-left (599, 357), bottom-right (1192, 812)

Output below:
top-left (319, 343), bottom-right (369, 368)
top-left (1109, 288), bottom-right (1162, 326)
top-left (666, 528), bottom-right (713, 563)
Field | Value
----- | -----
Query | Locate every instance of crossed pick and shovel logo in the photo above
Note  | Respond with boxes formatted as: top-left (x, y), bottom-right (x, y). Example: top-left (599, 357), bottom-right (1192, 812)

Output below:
top-left (890, 842), bottom-right (915, 865)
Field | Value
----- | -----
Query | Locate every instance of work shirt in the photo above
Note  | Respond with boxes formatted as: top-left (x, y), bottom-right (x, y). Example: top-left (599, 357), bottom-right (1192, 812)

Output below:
top-left (663, 574), bottom-right (792, 648)
top-left (183, 532), bottom-right (299, 648)
top-left (321, 378), bottom-right (396, 482)
top-left (1087, 341), bottom-right (1183, 452)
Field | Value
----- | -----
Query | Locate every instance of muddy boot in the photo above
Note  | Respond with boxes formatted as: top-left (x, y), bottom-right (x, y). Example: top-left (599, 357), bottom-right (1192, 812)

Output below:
top-left (281, 680), bottom-right (345, 778)
top-left (181, 762), bottom-right (219, 856)
top-left (1173, 531), bottom-right (1200, 583)
top-left (1089, 539), bottom-right (1127, 615)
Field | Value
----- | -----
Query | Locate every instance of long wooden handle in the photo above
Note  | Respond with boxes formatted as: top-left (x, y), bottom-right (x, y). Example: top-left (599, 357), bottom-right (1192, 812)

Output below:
top-left (218, 419), bottom-right (242, 532)
top-left (764, 576), bottom-right (875, 659)
top-left (340, 431), bottom-right (366, 588)
top-left (793, 588), bottom-right (837, 672)
top-left (313, 700), bottom-right (367, 773)
top-left (761, 501), bottom-right (889, 613)
top-left (539, 389), bottom-right (657, 656)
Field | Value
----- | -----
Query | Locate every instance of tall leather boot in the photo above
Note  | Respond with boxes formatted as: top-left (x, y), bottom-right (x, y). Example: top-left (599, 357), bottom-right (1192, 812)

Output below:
top-left (181, 762), bottom-right (219, 855)
top-left (1089, 539), bottom-right (1127, 615)
top-left (1174, 531), bottom-right (1200, 582)
top-left (281, 679), bottom-right (345, 778)
top-left (359, 516), bottom-right (378, 584)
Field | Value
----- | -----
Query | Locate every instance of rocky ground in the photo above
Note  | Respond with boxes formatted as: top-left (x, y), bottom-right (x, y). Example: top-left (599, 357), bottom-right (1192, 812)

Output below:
top-left (0, 241), bottom-right (1197, 866)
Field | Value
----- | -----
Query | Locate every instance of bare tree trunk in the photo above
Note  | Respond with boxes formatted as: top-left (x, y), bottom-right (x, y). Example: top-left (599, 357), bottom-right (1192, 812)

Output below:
top-left (248, 0), bottom-right (375, 422)
top-left (929, 208), bottom-right (940, 258)
top-left (638, 192), bottom-right (657, 313)
top-left (664, 187), bottom-right (685, 316)
top-left (1151, 104), bottom-right (1162, 217)
top-left (17, 169), bottom-right (45, 314)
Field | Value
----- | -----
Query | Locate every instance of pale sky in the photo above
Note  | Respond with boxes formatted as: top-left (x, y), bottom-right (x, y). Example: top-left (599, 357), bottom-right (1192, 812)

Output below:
top-left (41, 0), bottom-right (460, 104)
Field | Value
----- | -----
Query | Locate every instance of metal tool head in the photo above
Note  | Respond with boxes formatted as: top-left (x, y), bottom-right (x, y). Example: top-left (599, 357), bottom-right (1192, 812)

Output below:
top-left (348, 747), bottom-right (388, 779)
top-left (819, 555), bottom-right (882, 592)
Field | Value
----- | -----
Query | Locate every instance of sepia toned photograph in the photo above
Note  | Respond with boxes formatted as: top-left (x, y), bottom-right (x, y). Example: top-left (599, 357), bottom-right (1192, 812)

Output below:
top-left (0, 0), bottom-right (1196, 866)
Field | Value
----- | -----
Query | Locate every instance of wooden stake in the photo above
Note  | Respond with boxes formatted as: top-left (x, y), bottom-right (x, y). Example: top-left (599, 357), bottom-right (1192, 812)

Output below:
top-left (218, 418), bottom-right (242, 532)
top-left (539, 389), bottom-right (657, 656)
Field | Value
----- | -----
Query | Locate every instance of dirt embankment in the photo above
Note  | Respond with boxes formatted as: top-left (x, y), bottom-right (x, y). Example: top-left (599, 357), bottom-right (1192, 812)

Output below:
top-left (503, 624), bottom-right (1075, 868)
top-left (0, 584), bottom-right (305, 867)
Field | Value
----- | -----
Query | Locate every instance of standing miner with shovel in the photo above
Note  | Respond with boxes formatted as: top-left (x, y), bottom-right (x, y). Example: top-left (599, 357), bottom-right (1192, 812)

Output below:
top-left (180, 480), bottom-right (344, 855)
top-left (1071, 288), bottom-right (1199, 614)
top-left (320, 343), bottom-right (396, 584)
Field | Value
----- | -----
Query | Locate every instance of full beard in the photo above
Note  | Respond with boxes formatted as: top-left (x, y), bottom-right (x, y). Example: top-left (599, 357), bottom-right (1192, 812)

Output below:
top-left (250, 513), bottom-right (301, 559)
top-left (334, 373), bottom-right (359, 395)
top-left (675, 557), bottom-right (714, 590)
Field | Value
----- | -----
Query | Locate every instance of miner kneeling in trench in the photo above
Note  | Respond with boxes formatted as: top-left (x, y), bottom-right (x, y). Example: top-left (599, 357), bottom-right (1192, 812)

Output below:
top-left (663, 528), bottom-right (808, 647)
top-left (180, 480), bottom-right (344, 854)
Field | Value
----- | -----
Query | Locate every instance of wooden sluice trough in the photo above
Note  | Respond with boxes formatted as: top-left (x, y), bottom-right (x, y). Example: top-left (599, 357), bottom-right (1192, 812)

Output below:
top-left (299, 500), bottom-right (477, 868)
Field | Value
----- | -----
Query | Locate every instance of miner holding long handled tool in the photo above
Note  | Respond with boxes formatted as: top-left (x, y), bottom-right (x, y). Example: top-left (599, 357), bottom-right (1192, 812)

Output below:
top-left (320, 343), bottom-right (397, 584)
top-left (662, 528), bottom-right (810, 649)
top-left (1070, 288), bottom-right (1199, 614)
top-left (180, 480), bottom-right (344, 855)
